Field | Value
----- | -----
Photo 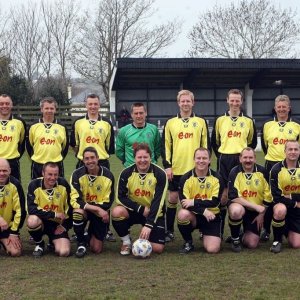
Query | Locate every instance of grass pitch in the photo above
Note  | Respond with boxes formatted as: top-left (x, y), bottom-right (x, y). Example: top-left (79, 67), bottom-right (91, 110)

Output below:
top-left (1, 152), bottom-right (299, 300)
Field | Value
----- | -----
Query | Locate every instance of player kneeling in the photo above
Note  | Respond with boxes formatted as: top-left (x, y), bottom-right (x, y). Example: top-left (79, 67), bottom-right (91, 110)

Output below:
top-left (27, 162), bottom-right (72, 257)
top-left (112, 143), bottom-right (167, 256)
top-left (227, 148), bottom-right (272, 252)
top-left (177, 148), bottom-right (223, 254)
top-left (0, 158), bottom-right (26, 257)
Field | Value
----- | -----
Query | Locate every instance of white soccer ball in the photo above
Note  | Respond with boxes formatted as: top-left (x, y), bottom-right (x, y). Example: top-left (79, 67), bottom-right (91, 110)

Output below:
top-left (132, 239), bottom-right (152, 258)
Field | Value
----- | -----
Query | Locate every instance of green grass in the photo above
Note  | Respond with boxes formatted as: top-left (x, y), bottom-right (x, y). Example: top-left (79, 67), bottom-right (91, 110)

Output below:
top-left (1, 151), bottom-right (299, 300)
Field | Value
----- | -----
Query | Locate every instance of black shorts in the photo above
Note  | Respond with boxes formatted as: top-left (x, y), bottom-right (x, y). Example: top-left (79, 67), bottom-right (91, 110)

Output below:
top-left (76, 159), bottom-right (110, 170)
top-left (43, 220), bottom-right (69, 240)
top-left (195, 213), bottom-right (221, 237)
top-left (243, 210), bottom-right (260, 236)
top-left (265, 160), bottom-right (279, 174)
top-left (0, 229), bottom-right (10, 239)
top-left (7, 158), bottom-right (21, 181)
top-left (217, 153), bottom-right (240, 184)
top-left (168, 175), bottom-right (182, 192)
top-left (31, 161), bottom-right (64, 180)
top-left (127, 210), bottom-right (165, 244)
top-left (286, 207), bottom-right (300, 234)
top-left (85, 211), bottom-right (107, 242)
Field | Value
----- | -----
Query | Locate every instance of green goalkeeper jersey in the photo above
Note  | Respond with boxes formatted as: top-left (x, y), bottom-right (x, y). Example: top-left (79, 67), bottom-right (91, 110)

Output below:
top-left (116, 123), bottom-right (161, 167)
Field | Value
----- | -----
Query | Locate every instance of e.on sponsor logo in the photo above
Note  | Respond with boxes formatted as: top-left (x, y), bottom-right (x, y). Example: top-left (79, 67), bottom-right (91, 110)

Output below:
top-left (0, 201), bottom-right (7, 208)
top-left (86, 193), bottom-right (97, 201)
top-left (40, 137), bottom-right (55, 145)
top-left (194, 194), bottom-right (207, 200)
top-left (178, 132), bottom-right (193, 139)
top-left (242, 190), bottom-right (257, 197)
top-left (0, 134), bottom-right (12, 142)
top-left (86, 136), bottom-right (100, 144)
top-left (273, 138), bottom-right (287, 145)
top-left (134, 188), bottom-right (150, 197)
top-left (43, 204), bottom-right (59, 211)
top-left (284, 185), bottom-right (300, 192)
top-left (227, 130), bottom-right (241, 138)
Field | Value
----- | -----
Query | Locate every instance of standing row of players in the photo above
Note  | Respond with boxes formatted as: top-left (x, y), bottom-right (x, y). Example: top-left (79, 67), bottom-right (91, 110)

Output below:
top-left (0, 89), bottom-right (299, 256)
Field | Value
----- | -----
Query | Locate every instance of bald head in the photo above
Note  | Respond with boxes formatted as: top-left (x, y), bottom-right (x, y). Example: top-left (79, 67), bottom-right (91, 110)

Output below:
top-left (0, 158), bottom-right (10, 184)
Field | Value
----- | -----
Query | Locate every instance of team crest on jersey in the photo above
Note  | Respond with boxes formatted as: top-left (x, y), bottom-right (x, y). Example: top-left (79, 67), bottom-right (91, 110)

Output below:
top-left (96, 185), bottom-right (101, 191)
top-left (206, 182), bottom-right (211, 189)
top-left (288, 129), bottom-right (293, 135)
top-left (54, 129), bottom-right (59, 135)
top-left (147, 132), bottom-right (152, 139)
top-left (10, 125), bottom-right (15, 131)
top-left (298, 174), bottom-right (300, 179)
top-left (240, 122), bottom-right (245, 128)
top-left (279, 128), bottom-right (284, 132)
top-left (99, 128), bottom-right (103, 134)
top-left (192, 122), bottom-right (197, 128)
top-left (55, 192), bottom-right (61, 198)
top-left (5, 190), bottom-right (9, 196)
top-left (254, 179), bottom-right (260, 186)
top-left (147, 179), bottom-right (152, 186)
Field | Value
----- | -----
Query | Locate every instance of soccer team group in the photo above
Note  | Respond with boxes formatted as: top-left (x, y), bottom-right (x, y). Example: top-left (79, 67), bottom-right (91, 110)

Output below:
top-left (0, 89), bottom-right (299, 258)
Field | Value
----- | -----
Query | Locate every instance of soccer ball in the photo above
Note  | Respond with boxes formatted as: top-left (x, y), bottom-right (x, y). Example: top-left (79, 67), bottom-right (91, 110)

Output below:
top-left (132, 239), bottom-right (152, 258)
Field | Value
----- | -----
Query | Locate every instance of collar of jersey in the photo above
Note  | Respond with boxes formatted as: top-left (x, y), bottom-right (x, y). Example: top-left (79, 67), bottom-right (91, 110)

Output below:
top-left (39, 118), bottom-right (57, 124)
top-left (177, 112), bottom-right (195, 118)
top-left (84, 163), bottom-right (104, 176)
top-left (0, 114), bottom-right (13, 121)
top-left (41, 178), bottom-right (58, 190)
top-left (274, 116), bottom-right (292, 122)
top-left (85, 114), bottom-right (101, 121)
top-left (132, 123), bottom-right (147, 129)
top-left (282, 159), bottom-right (300, 169)
top-left (225, 111), bottom-right (243, 117)
top-left (134, 164), bottom-right (153, 174)
top-left (192, 168), bottom-right (211, 177)
top-left (238, 163), bottom-right (258, 173)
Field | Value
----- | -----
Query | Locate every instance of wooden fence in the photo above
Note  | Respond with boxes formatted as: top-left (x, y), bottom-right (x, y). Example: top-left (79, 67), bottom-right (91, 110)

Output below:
top-left (13, 104), bottom-right (113, 131)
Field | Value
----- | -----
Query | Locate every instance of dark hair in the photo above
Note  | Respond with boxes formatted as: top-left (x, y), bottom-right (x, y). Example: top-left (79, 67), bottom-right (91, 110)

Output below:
top-left (130, 103), bottom-right (146, 113)
top-left (42, 162), bottom-right (59, 172)
top-left (240, 147), bottom-right (256, 157)
top-left (133, 143), bottom-right (152, 157)
top-left (227, 89), bottom-right (244, 100)
top-left (83, 146), bottom-right (99, 158)
top-left (193, 147), bottom-right (211, 158)
top-left (85, 93), bottom-right (100, 102)
top-left (40, 97), bottom-right (58, 108)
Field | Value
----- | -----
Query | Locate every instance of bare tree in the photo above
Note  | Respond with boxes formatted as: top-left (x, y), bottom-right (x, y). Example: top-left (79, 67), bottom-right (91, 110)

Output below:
top-left (9, 4), bottom-right (46, 101)
top-left (72, 0), bottom-right (179, 101)
top-left (41, 0), bottom-right (80, 86)
top-left (188, 0), bottom-right (300, 58)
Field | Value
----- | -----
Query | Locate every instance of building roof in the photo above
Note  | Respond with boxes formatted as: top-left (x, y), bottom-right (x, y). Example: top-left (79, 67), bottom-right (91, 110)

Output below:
top-left (111, 58), bottom-right (300, 90)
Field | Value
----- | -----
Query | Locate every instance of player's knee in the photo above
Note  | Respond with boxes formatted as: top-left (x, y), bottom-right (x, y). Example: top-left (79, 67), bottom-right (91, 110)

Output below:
top-left (288, 239), bottom-right (300, 249)
top-left (111, 205), bottom-right (127, 218)
top-left (244, 239), bottom-right (258, 249)
top-left (273, 204), bottom-right (287, 219)
top-left (151, 244), bottom-right (164, 254)
top-left (90, 243), bottom-right (103, 254)
top-left (169, 192), bottom-right (178, 204)
top-left (228, 208), bottom-right (243, 219)
top-left (27, 215), bottom-right (42, 228)
top-left (8, 248), bottom-right (22, 257)
top-left (56, 248), bottom-right (70, 257)
top-left (177, 208), bottom-right (191, 221)
top-left (205, 244), bottom-right (220, 254)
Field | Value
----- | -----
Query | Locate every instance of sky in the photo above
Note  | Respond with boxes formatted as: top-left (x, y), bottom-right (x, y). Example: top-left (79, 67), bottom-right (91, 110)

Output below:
top-left (3, 0), bottom-right (300, 57)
